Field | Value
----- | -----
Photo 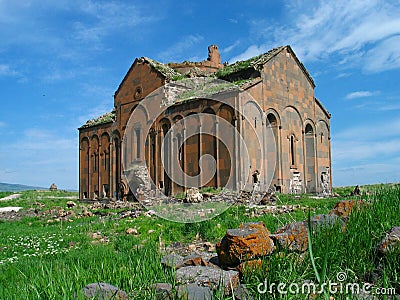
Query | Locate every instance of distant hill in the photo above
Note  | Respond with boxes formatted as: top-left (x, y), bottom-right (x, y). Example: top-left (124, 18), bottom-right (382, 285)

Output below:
top-left (0, 182), bottom-right (47, 192)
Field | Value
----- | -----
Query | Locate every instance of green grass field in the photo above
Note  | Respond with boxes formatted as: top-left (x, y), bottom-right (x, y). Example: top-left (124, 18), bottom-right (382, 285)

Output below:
top-left (0, 184), bottom-right (399, 299)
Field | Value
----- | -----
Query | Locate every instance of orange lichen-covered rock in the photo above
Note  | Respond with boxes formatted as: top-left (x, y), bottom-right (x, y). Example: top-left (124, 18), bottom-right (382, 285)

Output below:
top-left (329, 200), bottom-right (365, 219)
top-left (271, 214), bottom-right (343, 252)
top-left (216, 222), bottom-right (274, 267)
top-left (270, 221), bottom-right (309, 252)
top-left (236, 259), bottom-right (265, 278)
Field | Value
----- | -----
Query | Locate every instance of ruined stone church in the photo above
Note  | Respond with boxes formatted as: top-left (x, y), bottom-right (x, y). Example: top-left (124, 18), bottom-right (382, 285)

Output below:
top-left (78, 45), bottom-right (332, 200)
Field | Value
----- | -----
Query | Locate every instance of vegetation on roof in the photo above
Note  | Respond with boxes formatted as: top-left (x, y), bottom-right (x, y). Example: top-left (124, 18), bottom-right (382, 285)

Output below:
top-left (81, 109), bottom-right (116, 128)
top-left (214, 46), bottom-right (284, 78)
top-left (141, 57), bottom-right (182, 81)
top-left (174, 79), bottom-right (238, 103)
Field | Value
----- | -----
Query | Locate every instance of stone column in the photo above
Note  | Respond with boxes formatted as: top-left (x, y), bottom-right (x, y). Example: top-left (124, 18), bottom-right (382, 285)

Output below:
top-left (88, 145), bottom-right (91, 198)
top-left (169, 128), bottom-right (174, 195)
top-left (215, 120), bottom-right (220, 188)
top-left (182, 127), bottom-right (186, 190)
top-left (198, 122), bottom-right (202, 188)
top-left (262, 120), bottom-right (267, 191)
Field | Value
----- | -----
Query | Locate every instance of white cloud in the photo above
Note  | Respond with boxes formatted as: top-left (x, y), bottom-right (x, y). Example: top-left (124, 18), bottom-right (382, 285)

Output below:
top-left (0, 127), bottom-right (78, 189)
top-left (229, 45), bottom-right (268, 63)
top-left (334, 118), bottom-right (400, 140)
top-left (0, 64), bottom-right (19, 77)
top-left (72, 1), bottom-right (156, 48)
top-left (241, 0), bottom-right (400, 72)
top-left (345, 90), bottom-right (379, 99)
top-left (0, 1), bottom-right (159, 66)
top-left (363, 35), bottom-right (400, 72)
top-left (379, 104), bottom-right (400, 111)
top-left (332, 117), bottom-right (400, 185)
top-left (221, 41), bottom-right (240, 54)
top-left (333, 139), bottom-right (400, 161)
top-left (157, 34), bottom-right (204, 62)
top-left (333, 161), bottom-right (400, 186)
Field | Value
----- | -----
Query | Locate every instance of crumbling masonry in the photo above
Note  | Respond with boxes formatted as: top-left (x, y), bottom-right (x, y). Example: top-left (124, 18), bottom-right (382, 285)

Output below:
top-left (78, 45), bottom-right (332, 200)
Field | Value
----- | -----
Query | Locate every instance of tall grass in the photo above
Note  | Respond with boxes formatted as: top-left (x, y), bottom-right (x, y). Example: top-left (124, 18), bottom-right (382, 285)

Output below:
top-left (0, 185), bottom-right (398, 299)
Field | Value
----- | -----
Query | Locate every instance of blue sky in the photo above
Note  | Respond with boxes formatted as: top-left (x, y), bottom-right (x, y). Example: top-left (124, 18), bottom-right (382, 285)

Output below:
top-left (0, 0), bottom-right (399, 190)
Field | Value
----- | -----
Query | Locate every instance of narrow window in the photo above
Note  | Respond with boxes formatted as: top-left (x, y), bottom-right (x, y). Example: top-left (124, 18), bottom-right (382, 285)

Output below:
top-left (290, 136), bottom-right (295, 166)
top-left (135, 129), bottom-right (141, 159)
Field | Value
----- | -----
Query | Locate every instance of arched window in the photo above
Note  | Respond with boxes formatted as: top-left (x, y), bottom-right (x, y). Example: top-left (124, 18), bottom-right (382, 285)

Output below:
top-left (305, 124), bottom-right (313, 135)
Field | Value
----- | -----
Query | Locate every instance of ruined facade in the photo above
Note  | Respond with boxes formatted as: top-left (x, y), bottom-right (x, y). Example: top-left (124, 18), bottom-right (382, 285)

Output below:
top-left (78, 45), bottom-right (332, 200)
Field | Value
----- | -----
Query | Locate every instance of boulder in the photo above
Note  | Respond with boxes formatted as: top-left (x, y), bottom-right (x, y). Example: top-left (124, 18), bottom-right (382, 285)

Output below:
top-left (216, 222), bottom-right (274, 267)
top-left (80, 282), bottom-right (129, 299)
top-left (236, 259), bottom-right (264, 277)
top-left (233, 284), bottom-right (254, 300)
top-left (185, 188), bottom-right (203, 203)
top-left (151, 283), bottom-right (172, 300)
top-left (270, 221), bottom-right (309, 252)
top-left (161, 253), bottom-right (185, 269)
top-left (182, 252), bottom-right (208, 266)
top-left (271, 215), bottom-right (343, 252)
top-left (176, 266), bottom-right (239, 294)
top-left (377, 226), bottom-right (400, 255)
top-left (310, 214), bottom-right (344, 228)
top-left (177, 283), bottom-right (213, 300)
top-left (329, 200), bottom-right (365, 219)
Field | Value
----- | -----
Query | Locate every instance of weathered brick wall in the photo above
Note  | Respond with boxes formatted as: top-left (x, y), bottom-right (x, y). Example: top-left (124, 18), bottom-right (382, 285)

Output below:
top-left (79, 46), bottom-right (332, 198)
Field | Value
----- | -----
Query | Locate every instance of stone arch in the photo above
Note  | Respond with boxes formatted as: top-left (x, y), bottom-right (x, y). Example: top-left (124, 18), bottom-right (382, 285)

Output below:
top-left (90, 135), bottom-right (100, 198)
top-left (217, 104), bottom-right (235, 188)
top-left (281, 106), bottom-right (304, 193)
top-left (265, 110), bottom-right (281, 190)
top-left (265, 108), bottom-right (281, 127)
top-left (217, 104), bottom-right (234, 124)
top-left (283, 105), bottom-right (304, 125)
top-left (100, 132), bottom-right (110, 197)
top-left (131, 103), bottom-right (149, 123)
top-left (304, 120), bottom-right (316, 135)
top-left (80, 137), bottom-right (90, 199)
top-left (316, 120), bottom-right (331, 194)
top-left (243, 101), bottom-right (263, 183)
top-left (111, 130), bottom-right (121, 199)
top-left (201, 107), bottom-right (217, 187)
top-left (304, 121), bottom-right (316, 193)
top-left (184, 112), bottom-right (201, 187)
top-left (158, 118), bottom-right (172, 195)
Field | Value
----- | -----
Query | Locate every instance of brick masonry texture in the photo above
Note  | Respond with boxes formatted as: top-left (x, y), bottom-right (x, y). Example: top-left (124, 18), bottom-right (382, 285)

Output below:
top-left (78, 45), bottom-right (331, 200)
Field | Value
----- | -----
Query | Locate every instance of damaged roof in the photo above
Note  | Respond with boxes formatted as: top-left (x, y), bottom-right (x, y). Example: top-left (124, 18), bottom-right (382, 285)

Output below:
top-left (138, 57), bottom-right (182, 81)
top-left (215, 46), bottom-right (285, 78)
top-left (80, 109), bottom-right (116, 129)
top-left (214, 45), bottom-right (315, 87)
